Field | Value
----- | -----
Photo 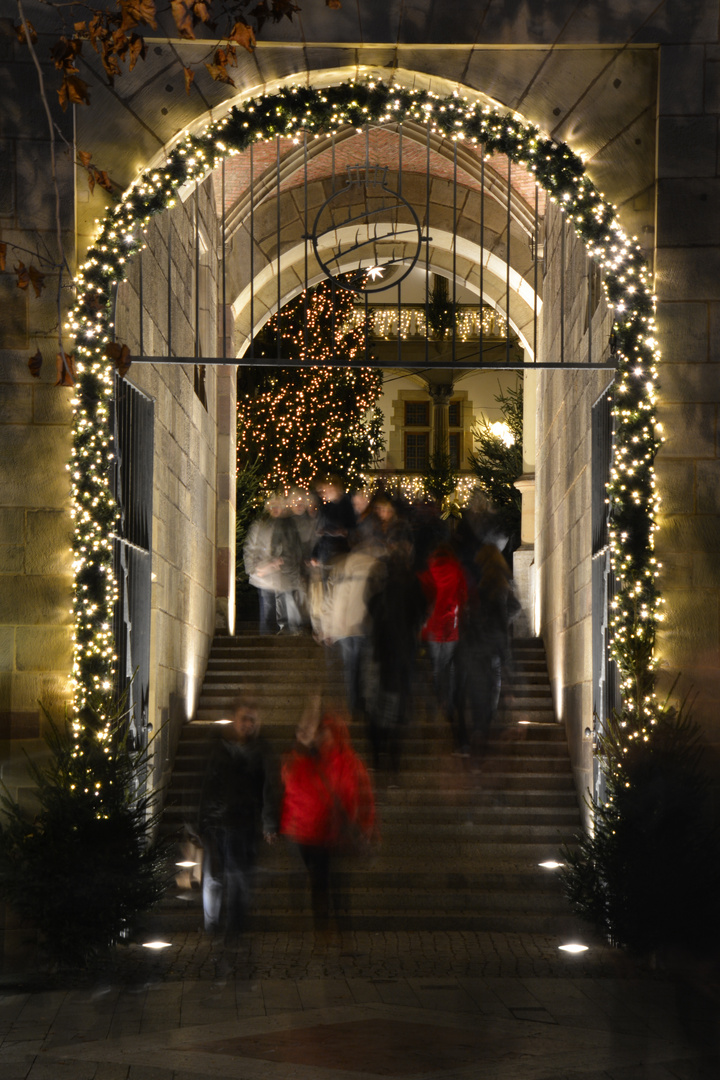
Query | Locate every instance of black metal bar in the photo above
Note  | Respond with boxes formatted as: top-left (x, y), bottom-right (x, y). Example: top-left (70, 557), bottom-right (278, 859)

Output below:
top-left (506, 154), bottom-right (511, 366)
top-left (138, 246), bottom-right (144, 357)
top-left (194, 182), bottom-right (200, 359)
top-left (221, 157), bottom-right (227, 361)
top-left (304, 131), bottom-right (308, 356)
top-left (250, 141), bottom-right (254, 353)
top-left (167, 221), bottom-right (172, 357)
top-left (588, 249), bottom-right (593, 368)
top-left (276, 134), bottom-right (281, 360)
top-left (560, 212), bottom-right (566, 365)
top-left (425, 122), bottom-right (430, 367)
top-left (534, 182), bottom-right (538, 363)
top-left (480, 154), bottom-right (485, 364)
top-left (452, 139), bottom-right (457, 366)
top-left (132, 354), bottom-right (614, 371)
top-left (397, 121), bottom-right (402, 368)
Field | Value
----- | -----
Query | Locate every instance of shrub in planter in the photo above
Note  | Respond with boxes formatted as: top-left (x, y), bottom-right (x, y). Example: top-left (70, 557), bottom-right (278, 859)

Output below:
top-left (562, 700), bottom-right (720, 958)
top-left (0, 697), bottom-right (170, 969)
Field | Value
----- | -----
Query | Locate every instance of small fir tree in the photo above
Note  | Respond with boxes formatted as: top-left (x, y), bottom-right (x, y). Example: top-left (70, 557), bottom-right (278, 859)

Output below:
top-left (0, 697), bottom-right (169, 969)
top-left (561, 699), bottom-right (720, 957)
top-left (468, 378), bottom-right (523, 542)
top-left (237, 278), bottom-right (384, 493)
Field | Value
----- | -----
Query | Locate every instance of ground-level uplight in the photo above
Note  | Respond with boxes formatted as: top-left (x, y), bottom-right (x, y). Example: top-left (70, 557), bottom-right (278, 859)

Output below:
top-left (175, 860), bottom-right (198, 868)
top-left (142, 940), bottom-right (172, 950)
top-left (558, 943), bottom-right (589, 954)
top-left (539, 860), bottom-right (564, 869)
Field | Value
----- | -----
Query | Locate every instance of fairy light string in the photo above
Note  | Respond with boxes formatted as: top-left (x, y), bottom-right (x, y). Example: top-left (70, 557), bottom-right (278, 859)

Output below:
top-left (68, 80), bottom-right (662, 771)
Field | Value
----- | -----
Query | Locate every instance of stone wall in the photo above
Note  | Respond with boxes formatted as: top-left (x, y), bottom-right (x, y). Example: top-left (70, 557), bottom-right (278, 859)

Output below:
top-left (654, 39), bottom-right (720, 736)
top-left (0, 20), bottom-right (75, 803)
top-left (115, 181), bottom-right (223, 791)
top-left (536, 203), bottom-right (614, 809)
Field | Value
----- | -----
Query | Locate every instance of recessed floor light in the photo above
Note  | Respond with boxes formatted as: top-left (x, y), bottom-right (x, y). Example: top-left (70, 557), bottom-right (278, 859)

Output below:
top-left (539, 861), bottom-right (564, 869)
top-left (176, 860), bottom-right (198, 868)
top-left (142, 940), bottom-right (172, 950)
top-left (558, 943), bottom-right (589, 954)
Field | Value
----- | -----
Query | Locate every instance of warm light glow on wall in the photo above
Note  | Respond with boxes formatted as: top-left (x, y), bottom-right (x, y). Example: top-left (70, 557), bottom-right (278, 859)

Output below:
top-left (67, 79), bottom-right (661, 779)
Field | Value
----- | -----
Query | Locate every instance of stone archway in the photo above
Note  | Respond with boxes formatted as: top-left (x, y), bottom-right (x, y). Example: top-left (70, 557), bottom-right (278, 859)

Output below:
top-left (71, 79), bottom-right (660, 793)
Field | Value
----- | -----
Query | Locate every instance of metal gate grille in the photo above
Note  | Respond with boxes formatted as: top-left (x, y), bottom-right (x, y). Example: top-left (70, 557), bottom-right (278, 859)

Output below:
top-left (112, 374), bottom-right (154, 747)
top-left (591, 385), bottom-right (620, 803)
top-left (122, 122), bottom-right (614, 373)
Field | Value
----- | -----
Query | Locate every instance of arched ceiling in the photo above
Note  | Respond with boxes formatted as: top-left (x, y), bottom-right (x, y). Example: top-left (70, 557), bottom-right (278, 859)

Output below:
top-left (70, 1), bottom-right (662, 268)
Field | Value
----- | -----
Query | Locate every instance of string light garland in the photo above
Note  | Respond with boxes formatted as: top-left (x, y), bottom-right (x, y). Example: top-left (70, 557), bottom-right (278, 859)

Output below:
top-left (67, 79), bottom-right (661, 775)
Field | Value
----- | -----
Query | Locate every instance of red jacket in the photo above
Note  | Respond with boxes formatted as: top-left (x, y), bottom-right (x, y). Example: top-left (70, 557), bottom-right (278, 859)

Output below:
top-left (419, 550), bottom-right (468, 643)
top-left (280, 715), bottom-right (375, 847)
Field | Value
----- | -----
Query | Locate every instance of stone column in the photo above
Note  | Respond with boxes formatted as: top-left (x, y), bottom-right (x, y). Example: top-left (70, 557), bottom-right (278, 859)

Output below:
top-left (215, 365), bottom-right (236, 634)
top-left (429, 382), bottom-right (453, 457)
top-left (512, 370), bottom-right (537, 637)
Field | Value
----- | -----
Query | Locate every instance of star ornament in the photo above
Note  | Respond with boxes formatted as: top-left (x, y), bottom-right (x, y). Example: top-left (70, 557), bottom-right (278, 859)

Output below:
top-left (366, 265), bottom-right (385, 281)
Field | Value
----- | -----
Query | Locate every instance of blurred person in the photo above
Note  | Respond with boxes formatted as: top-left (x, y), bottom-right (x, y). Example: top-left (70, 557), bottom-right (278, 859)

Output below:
top-left (459, 544), bottom-right (520, 760)
top-left (289, 488), bottom-right (318, 629)
top-left (312, 474), bottom-right (356, 565)
top-left (323, 538), bottom-right (381, 717)
top-left (366, 539), bottom-right (428, 778)
top-left (196, 701), bottom-right (279, 943)
top-left (370, 493), bottom-right (413, 556)
top-left (280, 701), bottom-right (376, 936)
top-left (244, 493), bottom-right (304, 634)
top-left (309, 475), bottom-right (357, 641)
top-left (455, 488), bottom-right (509, 581)
top-left (419, 543), bottom-right (468, 752)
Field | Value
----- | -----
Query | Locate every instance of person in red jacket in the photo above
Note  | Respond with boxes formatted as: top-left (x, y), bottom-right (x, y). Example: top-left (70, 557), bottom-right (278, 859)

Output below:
top-left (280, 703), bottom-right (375, 934)
top-left (419, 544), bottom-right (468, 754)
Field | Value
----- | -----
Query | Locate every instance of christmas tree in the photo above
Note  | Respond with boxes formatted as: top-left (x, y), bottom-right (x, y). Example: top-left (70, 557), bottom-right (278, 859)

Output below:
top-left (468, 378), bottom-right (523, 542)
top-left (237, 278), bottom-right (384, 492)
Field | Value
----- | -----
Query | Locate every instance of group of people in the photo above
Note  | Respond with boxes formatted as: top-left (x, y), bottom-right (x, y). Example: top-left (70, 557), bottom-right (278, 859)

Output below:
top-left (196, 697), bottom-right (375, 943)
top-left (244, 478), bottom-right (522, 770)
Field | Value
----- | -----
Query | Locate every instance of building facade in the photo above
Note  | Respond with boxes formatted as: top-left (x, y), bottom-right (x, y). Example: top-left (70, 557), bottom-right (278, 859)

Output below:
top-left (2, 2), bottom-right (720, 948)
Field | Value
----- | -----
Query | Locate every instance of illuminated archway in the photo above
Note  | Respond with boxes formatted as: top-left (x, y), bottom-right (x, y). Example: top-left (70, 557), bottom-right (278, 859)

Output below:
top-left (69, 80), bottom-right (661, 750)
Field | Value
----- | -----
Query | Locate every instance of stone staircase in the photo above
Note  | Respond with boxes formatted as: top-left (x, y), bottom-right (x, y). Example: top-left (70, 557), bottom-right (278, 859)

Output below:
top-left (157, 633), bottom-right (586, 936)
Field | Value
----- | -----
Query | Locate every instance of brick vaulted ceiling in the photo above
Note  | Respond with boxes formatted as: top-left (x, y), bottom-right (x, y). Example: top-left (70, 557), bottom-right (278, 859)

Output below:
top-left (68, 1), bottom-right (672, 261)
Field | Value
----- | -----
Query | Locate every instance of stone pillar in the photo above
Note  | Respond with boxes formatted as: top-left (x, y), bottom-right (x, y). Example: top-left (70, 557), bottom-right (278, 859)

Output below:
top-left (512, 371), bottom-right (537, 637)
top-left (215, 365), bottom-right (236, 634)
top-left (429, 382), bottom-right (453, 457)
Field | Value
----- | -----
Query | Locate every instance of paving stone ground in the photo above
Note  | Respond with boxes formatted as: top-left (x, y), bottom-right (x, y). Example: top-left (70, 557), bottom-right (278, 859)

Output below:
top-left (2, 930), bottom-right (719, 1080)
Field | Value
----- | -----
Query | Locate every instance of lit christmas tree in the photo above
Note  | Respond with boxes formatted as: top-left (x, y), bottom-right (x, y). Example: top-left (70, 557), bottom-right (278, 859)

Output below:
top-left (237, 278), bottom-right (384, 492)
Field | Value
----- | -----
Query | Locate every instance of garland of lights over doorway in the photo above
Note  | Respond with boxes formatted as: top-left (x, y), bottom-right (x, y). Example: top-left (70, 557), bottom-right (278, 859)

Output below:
top-left (68, 79), bottom-right (662, 761)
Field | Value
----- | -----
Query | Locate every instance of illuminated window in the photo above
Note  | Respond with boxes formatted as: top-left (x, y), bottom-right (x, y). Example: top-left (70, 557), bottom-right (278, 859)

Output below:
top-left (405, 432), bottom-right (429, 471)
top-left (449, 432), bottom-right (461, 469)
top-left (405, 401), bottom-right (430, 427)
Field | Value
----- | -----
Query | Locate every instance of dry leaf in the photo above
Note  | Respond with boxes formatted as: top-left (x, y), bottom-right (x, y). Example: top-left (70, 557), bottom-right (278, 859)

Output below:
top-left (128, 32), bottom-right (146, 71)
top-left (118, 0), bottom-right (158, 33)
top-left (78, 150), bottom-right (92, 168)
top-left (183, 66), bottom-right (195, 94)
top-left (0, 242), bottom-right (6, 272)
top-left (56, 352), bottom-right (76, 387)
top-left (28, 349), bottom-right (43, 378)
top-left (15, 262), bottom-right (29, 290)
top-left (226, 20), bottom-right (256, 52)
top-left (106, 342), bottom-right (132, 377)
top-left (15, 19), bottom-right (38, 44)
top-left (58, 74), bottom-right (91, 110)
top-left (171, 0), bottom-right (196, 39)
top-left (326, 0), bottom-right (341, 7)
top-left (28, 265), bottom-right (45, 298)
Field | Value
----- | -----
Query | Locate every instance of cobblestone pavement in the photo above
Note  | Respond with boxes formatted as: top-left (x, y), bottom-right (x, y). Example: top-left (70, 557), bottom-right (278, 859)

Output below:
top-left (1, 931), bottom-right (719, 1079)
